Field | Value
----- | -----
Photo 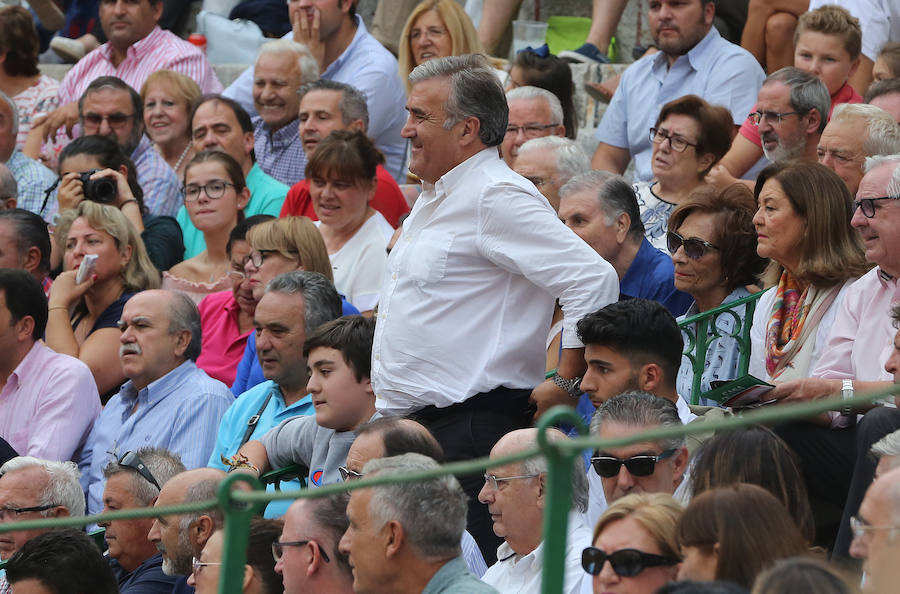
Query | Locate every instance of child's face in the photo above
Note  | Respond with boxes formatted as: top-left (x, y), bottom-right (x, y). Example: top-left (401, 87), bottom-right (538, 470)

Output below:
top-left (873, 56), bottom-right (896, 82)
top-left (794, 31), bottom-right (860, 96)
top-left (307, 346), bottom-right (374, 432)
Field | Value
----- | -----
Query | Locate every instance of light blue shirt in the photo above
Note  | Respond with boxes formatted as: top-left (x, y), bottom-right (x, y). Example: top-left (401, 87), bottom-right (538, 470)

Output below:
top-left (5, 149), bottom-right (57, 220)
top-left (595, 27), bottom-right (764, 182)
top-left (208, 380), bottom-right (313, 518)
top-left (132, 135), bottom-right (182, 218)
top-left (223, 16), bottom-right (407, 183)
top-left (77, 360), bottom-right (234, 515)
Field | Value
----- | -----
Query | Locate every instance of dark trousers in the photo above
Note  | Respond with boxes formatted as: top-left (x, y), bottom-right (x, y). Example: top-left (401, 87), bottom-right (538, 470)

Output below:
top-left (773, 420), bottom-right (857, 550)
top-left (833, 407), bottom-right (900, 562)
top-left (414, 387), bottom-right (534, 565)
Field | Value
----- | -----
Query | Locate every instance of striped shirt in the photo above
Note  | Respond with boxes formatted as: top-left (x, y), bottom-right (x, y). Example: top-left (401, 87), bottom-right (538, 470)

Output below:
top-left (132, 135), bottom-right (183, 217)
top-left (5, 150), bottom-right (57, 218)
top-left (252, 116), bottom-right (307, 186)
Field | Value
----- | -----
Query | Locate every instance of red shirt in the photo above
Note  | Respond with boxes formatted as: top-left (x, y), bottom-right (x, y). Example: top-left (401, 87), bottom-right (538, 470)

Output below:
top-left (279, 164), bottom-right (409, 227)
top-left (196, 290), bottom-right (252, 388)
top-left (738, 82), bottom-right (862, 147)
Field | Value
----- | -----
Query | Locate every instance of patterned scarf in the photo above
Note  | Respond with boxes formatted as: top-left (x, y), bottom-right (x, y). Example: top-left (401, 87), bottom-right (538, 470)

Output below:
top-left (765, 271), bottom-right (812, 377)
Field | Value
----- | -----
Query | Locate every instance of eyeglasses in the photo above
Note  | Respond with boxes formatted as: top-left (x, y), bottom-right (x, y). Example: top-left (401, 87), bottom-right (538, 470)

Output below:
top-left (118, 450), bottom-right (162, 491)
top-left (409, 26), bottom-right (447, 42)
top-left (590, 449), bottom-right (677, 478)
top-left (483, 472), bottom-right (540, 491)
top-left (182, 180), bottom-right (236, 202)
top-left (524, 175), bottom-right (547, 189)
top-left (272, 540), bottom-right (331, 562)
top-left (242, 249), bottom-right (299, 269)
top-left (748, 110), bottom-right (803, 126)
top-left (0, 504), bottom-right (58, 521)
top-left (853, 196), bottom-right (900, 219)
top-left (581, 547), bottom-right (680, 577)
top-left (666, 231), bottom-right (720, 260)
top-left (83, 113), bottom-right (135, 129)
top-left (191, 557), bottom-right (223, 575)
top-left (649, 128), bottom-right (698, 152)
top-left (338, 466), bottom-right (363, 481)
top-left (505, 123), bottom-right (561, 139)
top-left (850, 516), bottom-right (900, 540)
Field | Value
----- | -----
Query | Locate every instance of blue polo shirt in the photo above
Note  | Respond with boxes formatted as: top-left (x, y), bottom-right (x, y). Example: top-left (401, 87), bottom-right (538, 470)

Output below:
top-left (620, 239), bottom-right (693, 317)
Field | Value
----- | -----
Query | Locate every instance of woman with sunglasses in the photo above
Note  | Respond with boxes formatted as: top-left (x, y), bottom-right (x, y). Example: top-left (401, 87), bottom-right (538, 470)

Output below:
top-left (634, 96), bottom-right (734, 251)
top-left (162, 151), bottom-right (249, 304)
top-left (583, 492), bottom-right (682, 594)
top-left (667, 184), bottom-right (767, 405)
top-left (676, 483), bottom-right (808, 588)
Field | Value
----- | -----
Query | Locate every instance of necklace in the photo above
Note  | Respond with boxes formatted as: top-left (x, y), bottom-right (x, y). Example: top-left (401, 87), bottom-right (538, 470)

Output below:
top-left (155, 141), bottom-right (192, 174)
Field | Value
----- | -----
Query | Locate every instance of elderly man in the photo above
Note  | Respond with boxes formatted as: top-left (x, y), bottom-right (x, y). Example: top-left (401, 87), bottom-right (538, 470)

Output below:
top-left (0, 269), bottom-right (99, 462)
top-left (280, 80), bottom-right (408, 227)
top-left (478, 428), bottom-right (590, 594)
top-left (753, 68), bottom-right (829, 165)
top-left (277, 494), bottom-right (353, 594)
top-left (559, 171), bottom-right (692, 316)
top-left (252, 40), bottom-right (320, 186)
top-left (0, 164), bottom-right (16, 210)
top-left (866, 79), bottom-right (900, 124)
top-left (0, 209), bottom-right (52, 292)
top-left (374, 53), bottom-right (617, 561)
top-left (850, 466), bottom-right (900, 593)
top-left (147, 468), bottom-right (225, 589)
top-left (501, 86), bottom-right (566, 167)
top-left (513, 136), bottom-right (590, 212)
top-left (0, 92), bottom-right (56, 217)
top-left (77, 290), bottom-right (233, 515)
top-left (0, 456), bottom-right (85, 592)
top-left (70, 77), bottom-right (181, 217)
top-left (224, 0), bottom-right (406, 181)
top-left (817, 103), bottom-right (900, 194)
top-left (179, 96), bottom-right (288, 258)
top-left (592, 0), bottom-right (763, 181)
top-left (99, 447), bottom-right (185, 593)
top-left (339, 453), bottom-right (497, 593)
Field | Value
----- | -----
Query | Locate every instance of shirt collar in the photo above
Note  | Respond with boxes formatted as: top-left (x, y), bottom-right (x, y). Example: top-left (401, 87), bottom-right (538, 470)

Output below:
top-left (434, 148), bottom-right (501, 196)
top-left (652, 26), bottom-right (719, 76)
top-left (100, 26), bottom-right (164, 62)
top-left (1, 342), bottom-right (42, 397)
top-left (253, 116), bottom-right (301, 148)
top-left (323, 15), bottom-right (366, 78)
top-left (119, 360), bottom-right (197, 409)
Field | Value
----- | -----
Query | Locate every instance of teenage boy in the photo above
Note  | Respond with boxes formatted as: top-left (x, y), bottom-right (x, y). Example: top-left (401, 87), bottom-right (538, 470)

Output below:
top-left (234, 316), bottom-right (377, 487)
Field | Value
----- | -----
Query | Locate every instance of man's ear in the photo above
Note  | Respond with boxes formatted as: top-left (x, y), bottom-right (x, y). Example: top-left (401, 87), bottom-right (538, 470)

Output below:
top-left (151, 0), bottom-right (164, 23)
top-left (383, 520), bottom-right (405, 559)
top-left (305, 541), bottom-right (327, 576)
top-left (637, 363), bottom-right (664, 393)
top-left (536, 472), bottom-right (546, 510)
top-left (458, 116), bottom-right (482, 148)
top-left (52, 506), bottom-right (71, 518)
top-left (192, 515), bottom-right (215, 549)
top-left (2, 197), bottom-right (16, 210)
top-left (242, 564), bottom-right (254, 590)
top-left (347, 119), bottom-right (366, 133)
top-left (172, 328), bottom-right (193, 359)
top-left (805, 108), bottom-right (823, 136)
top-left (671, 446), bottom-right (690, 487)
top-left (615, 212), bottom-right (630, 244)
top-left (14, 316), bottom-right (34, 343)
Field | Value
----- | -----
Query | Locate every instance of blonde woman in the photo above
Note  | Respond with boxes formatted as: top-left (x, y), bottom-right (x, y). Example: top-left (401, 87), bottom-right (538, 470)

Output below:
top-left (141, 70), bottom-right (202, 180)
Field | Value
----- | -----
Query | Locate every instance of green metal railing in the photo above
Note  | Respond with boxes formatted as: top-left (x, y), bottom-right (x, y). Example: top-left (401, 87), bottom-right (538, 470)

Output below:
top-left (679, 290), bottom-right (767, 404)
top-left (2, 385), bottom-right (897, 594)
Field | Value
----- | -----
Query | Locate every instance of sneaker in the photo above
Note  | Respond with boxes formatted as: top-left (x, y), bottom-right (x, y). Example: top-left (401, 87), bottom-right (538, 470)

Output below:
top-left (559, 43), bottom-right (610, 65)
top-left (50, 36), bottom-right (86, 63)
top-left (27, 0), bottom-right (65, 31)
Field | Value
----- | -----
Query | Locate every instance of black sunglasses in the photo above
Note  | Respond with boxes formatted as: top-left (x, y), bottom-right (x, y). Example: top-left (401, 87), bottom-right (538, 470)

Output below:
top-left (591, 448), bottom-right (677, 478)
top-left (582, 547), bottom-right (680, 577)
top-left (118, 450), bottom-right (162, 491)
top-left (666, 231), bottom-right (719, 260)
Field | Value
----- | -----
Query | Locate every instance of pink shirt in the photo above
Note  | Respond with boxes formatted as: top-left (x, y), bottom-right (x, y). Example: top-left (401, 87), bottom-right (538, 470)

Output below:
top-left (57, 26), bottom-right (222, 105)
top-left (812, 266), bottom-right (899, 382)
top-left (0, 342), bottom-right (101, 461)
top-left (196, 290), bottom-right (252, 388)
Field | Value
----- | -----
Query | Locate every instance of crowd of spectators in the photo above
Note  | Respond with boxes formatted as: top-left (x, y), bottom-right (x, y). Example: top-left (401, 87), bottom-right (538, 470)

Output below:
top-left (1, 0), bottom-right (900, 592)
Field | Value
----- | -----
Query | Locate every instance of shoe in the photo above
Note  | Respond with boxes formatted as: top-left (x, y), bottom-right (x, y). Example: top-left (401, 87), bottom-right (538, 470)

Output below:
top-left (51, 36), bottom-right (86, 64)
top-left (559, 43), bottom-right (610, 65)
top-left (27, 0), bottom-right (65, 31)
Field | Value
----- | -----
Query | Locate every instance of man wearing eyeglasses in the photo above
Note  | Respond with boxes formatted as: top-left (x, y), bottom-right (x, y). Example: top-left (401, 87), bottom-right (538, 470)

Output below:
top-left (477, 428), bottom-right (591, 594)
top-left (501, 86), bottom-right (566, 167)
top-left (850, 465), bottom-right (900, 593)
top-left (513, 137), bottom-right (590, 213)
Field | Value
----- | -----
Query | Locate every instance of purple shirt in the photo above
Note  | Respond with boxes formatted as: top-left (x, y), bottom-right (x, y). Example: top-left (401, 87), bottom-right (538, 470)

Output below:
top-left (0, 342), bottom-right (100, 461)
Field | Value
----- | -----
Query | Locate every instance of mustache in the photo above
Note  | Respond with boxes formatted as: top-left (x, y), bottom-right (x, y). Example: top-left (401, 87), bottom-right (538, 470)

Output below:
top-left (120, 343), bottom-right (142, 357)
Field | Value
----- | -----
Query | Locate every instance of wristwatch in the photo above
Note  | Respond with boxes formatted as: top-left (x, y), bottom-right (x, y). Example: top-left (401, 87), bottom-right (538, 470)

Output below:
top-left (551, 373), bottom-right (583, 399)
top-left (840, 379), bottom-right (854, 416)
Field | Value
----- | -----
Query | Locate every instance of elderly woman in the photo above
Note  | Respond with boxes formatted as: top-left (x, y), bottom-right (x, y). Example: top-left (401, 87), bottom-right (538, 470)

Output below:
top-left (635, 95), bottom-right (734, 250)
top-left (47, 201), bottom-right (160, 400)
top-left (140, 70), bottom-right (202, 180)
top-left (748, 161), bottom-right (869, 383)
top-left (668, 184), bottom-right (767, 404)
top-left (0, 6), bottom-right (59, 152)
top-left (582, 493), bottom-right (681, 594)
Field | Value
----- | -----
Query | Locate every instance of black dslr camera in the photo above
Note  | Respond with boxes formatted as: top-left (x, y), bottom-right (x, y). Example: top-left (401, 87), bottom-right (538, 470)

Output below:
top-left (78, 169), bottom-right (117, 204)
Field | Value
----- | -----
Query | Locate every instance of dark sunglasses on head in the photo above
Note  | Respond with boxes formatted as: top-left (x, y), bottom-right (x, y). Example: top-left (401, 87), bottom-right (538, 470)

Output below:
top-left (118, 450), bottom-right (162, 491)
top-left (582, 546), bottom-right (680, 577)
top-left (666, 231), bottom-right (719, 260)
top-left (590, 448), bottom-right (677, 478)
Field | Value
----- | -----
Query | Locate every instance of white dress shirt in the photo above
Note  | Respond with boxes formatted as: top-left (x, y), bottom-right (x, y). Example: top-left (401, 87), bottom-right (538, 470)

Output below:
top-left (371, 148), bottom-right (619, 415)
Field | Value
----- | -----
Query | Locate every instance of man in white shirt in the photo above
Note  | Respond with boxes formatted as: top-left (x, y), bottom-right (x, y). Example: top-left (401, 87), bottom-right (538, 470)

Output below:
top-left (372, 54), bottom-right (618, 562)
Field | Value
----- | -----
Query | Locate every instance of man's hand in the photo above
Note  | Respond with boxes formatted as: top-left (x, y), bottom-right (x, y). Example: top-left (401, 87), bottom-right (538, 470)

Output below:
top-left (292, 6), bottom-right (325, 70)
top-left (769, 378), bottom-right (843, 403)
top-left (531, 379), bottom-right (575, 421)
top-left (32, 102), bottom-right (80, 144)
top-left (705, 164), bottom-right (739, 190)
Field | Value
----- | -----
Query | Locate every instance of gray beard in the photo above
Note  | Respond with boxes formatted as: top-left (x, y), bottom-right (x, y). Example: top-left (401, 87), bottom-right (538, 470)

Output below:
top-left (762, 136), bottom-right (805, 163)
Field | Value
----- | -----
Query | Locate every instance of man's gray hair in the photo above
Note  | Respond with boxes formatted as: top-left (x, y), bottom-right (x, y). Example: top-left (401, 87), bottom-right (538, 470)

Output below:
top-left (864, 153), bottom-right (900, 197)
top-left (864, 78), bottom-right (900, 104)
top-left (831, 103), bottom-right (900, 157)
top-left (182, 478), bottom-right (224, 529)
top-left (363, 453), bottom-right (466, 560)
top-left (560, 170), bottom-right (645, 240)
top-left (102, 447), bottom-right (186, 506)
top-left (872, 428), bottom-right (900, 473)
top-left (166, 291), bottom-right (202, 362)
top-left (517, 136), bottom-right (590, 183)
top-left (0, 90), bottom-right (20, 138)
top-left (297, 79), bottom-right (369, 130)
top-left (0, 457), bottom-right (85, 517)
top-left (506, 86), bottom-right (564, 128)
top-left (409, 54), bottom-right (508, 147)
top-left (257, 39), bottom-right (319, 86)
top-left (590, 391), bottom-right (686, 452)
top-left (516, 429), bottom-right (589, 513)
top-left (0, 164), bottom-right (17, 199)
top-left (763, 67), bottom-right (831, 134)
top-left (265, 271), bottom-right (342, 335)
